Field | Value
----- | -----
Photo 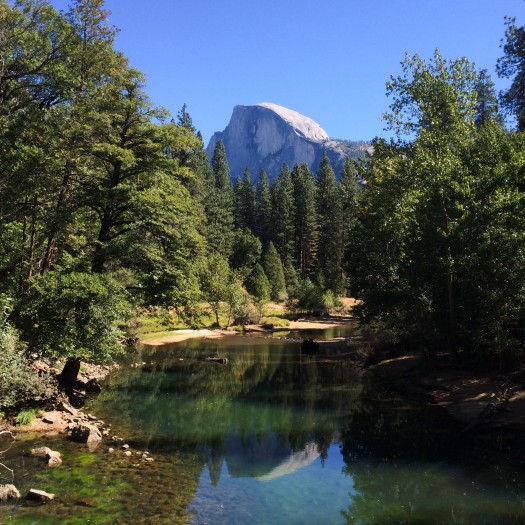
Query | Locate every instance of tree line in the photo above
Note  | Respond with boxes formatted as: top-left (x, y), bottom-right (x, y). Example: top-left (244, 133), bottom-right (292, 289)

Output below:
top-left (0, 0), bottom-right (524, 411)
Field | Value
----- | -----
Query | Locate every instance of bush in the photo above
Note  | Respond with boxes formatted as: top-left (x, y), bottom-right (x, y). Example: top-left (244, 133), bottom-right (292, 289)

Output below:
top-left (0, 296), bottom-right (54, 411)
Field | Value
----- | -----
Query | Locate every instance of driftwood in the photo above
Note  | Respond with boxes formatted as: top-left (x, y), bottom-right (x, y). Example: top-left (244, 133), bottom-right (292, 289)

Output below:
top-left (461, 382), bottom-right (517, 434)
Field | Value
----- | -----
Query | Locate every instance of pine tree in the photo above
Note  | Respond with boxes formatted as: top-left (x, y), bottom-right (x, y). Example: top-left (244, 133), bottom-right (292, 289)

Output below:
top-left (340, 158), bottom-right (361, 266)
top-left (262, 242), bottom-right (287, 301)
top-left (270, 165), bottom-right (295, 268)
top-left (292, 163), bottom-right (318, 279)
top-left (212, 139), bottom-right (232, 191)
top-left (255, 170), bottom-right (273, 249)
top-left (234, 167), bottom-right (256, 231)
top-left (246, 263), bottom-right (271, 303)
top-left (208, 139), bottom-right (234, 256)
top-left (317, 153), bottom-right (344, 293)
top-left (177, 103), bottom-right (196, 133)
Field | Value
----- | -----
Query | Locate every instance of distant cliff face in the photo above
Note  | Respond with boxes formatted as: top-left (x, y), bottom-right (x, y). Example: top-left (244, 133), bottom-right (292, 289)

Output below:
top-left (206, 103), bottom-right (370, 182)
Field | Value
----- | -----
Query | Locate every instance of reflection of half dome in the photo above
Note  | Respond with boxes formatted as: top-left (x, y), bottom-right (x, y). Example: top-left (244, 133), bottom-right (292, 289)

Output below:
top-left (224, 432), bottom-right (320, 480)
top-left (256, 442), bottom-right (320, 481)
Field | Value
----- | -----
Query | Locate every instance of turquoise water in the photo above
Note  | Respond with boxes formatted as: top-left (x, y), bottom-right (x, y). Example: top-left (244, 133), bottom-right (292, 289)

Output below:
top-left (4, 329), bottom-right (525, 524)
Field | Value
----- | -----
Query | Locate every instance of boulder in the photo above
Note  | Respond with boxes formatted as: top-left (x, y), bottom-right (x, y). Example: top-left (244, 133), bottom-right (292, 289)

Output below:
top-left (0, 484), bottom-right (20, 502)
top-left (70, 423), bottom-right (102, 449)
top-left (27, 488), bottom-right (55, 502)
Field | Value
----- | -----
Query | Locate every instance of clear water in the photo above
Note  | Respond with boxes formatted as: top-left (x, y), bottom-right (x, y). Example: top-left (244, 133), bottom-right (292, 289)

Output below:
top-left (4, 328), bottom-right (525, 524)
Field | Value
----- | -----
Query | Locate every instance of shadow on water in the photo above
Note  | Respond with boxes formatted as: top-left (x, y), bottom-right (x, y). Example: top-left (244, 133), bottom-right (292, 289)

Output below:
top-left (4, 325), bottom-right (525, 524)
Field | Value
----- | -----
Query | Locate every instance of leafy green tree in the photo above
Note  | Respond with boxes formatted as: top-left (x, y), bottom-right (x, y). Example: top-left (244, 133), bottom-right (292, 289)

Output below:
top-left (497, 17), bottom-right (525, 131)
top-left (350, 52), bottom-right (481, 353)
top-left (200, 253), bottom-right (231, 327)
top-left (292, 163), bottom-right (318, 278)
top-left (262, 242), bottom-right (287, 301)
top-left (18, 269), bottom-right (132, 363)
top-left (255, 170), bottom-right (273, 249)
top-left (271, 165), bottom-right (295, 268)
top-left (317, 154), bottom-right (344, 293)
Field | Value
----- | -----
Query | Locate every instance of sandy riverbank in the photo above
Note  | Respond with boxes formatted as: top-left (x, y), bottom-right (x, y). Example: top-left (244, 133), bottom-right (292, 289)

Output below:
top-left (140, 317), bottom-right (354, 346)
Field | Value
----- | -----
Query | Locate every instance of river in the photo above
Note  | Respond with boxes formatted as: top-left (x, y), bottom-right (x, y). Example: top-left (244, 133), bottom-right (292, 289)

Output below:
top-left (3, 325), bottom-right (525, 524)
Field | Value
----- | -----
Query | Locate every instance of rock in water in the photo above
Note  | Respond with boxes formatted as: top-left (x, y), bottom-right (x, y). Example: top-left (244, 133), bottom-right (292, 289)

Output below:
top-left (0, 484), bottom-right (21, 502)
top-left (70, 423), bottom-right (102, 450)
top-left (206, 102), bottom-right (370, 182)
top-left (27, 488), bottom-right (55, 502)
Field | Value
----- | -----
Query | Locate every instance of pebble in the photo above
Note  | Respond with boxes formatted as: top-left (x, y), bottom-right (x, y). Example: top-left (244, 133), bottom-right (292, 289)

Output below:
top-left (122, 444), bottom-right (130, 450)
top-left (108, 448), bottom-right (115, 454)
top-left (123, 451), bottom-right (132, 457)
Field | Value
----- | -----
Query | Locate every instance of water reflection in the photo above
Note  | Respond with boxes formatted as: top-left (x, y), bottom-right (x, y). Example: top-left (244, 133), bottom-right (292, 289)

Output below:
top-left (7, 326), bottom-right (525, 524)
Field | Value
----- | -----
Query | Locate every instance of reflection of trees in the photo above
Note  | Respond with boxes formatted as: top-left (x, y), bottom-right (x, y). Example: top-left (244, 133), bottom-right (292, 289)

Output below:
top-left (94, 336), bottom-right (365, 484)
top-left (339, 387), bottom-right (525, 525)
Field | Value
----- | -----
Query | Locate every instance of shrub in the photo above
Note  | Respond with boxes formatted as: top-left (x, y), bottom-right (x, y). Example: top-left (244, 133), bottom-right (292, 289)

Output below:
top-left (0, 296), bottom-right (54, 411)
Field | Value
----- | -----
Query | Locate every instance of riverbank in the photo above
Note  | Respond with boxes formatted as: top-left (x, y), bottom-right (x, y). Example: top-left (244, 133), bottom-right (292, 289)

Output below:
top-left (371, 351), bottom-right (525, 434)
top-left (139, 316), bottom-right (354, 346)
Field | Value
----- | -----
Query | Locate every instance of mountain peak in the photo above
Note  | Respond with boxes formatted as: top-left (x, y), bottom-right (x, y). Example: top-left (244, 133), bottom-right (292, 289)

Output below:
top-left (255, 103), bottom-right (330, 142)
top-left (207, 103), bottom-right (368, 182)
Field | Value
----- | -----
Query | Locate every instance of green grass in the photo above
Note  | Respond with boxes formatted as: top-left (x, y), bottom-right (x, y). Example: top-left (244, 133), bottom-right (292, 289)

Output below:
top-left (16, 408), bottom-right (38, 426)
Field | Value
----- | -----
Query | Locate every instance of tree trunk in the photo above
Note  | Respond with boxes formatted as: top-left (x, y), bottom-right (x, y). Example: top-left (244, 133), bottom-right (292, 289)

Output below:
top-left (57, 358), bottom-right (81, 395)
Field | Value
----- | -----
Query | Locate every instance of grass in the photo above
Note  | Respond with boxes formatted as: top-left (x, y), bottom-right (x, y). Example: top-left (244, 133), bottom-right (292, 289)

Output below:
top-left (16, 408), bottom-right (38, 426)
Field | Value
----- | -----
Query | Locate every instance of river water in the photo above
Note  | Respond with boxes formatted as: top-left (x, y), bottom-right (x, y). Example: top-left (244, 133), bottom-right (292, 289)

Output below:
top-left (3, 325), bottom-right (525, 524)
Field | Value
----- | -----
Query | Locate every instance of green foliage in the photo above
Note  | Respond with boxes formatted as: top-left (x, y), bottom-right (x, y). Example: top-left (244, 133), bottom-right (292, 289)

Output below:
top-left (262, 242), bottom-right (287, 301)
top-left (234, 168), bottom-right (256, 231)
top-left (18, 270), bottom-right (132, 363)
top-left (255, 170), bottom-right (273, 249)
top-left (230, 229), bottom-right (262, 279)
top-left (317, 154), bottom-right (344, 293)
top-left (292, 163), bottom-right (318, 278)
top-left (293, 279), bottom-right (336, 315)
top-left (16, 408), bottom-right (38, 426)
top-left (497, 17), bottom-right (525, 131)
top-left (246, 263), bottom-right (271, 303)
top-left (350, 51), bottom-right (525, 359)
top-left (271, 165), bottom-right (295, 267)
top-left (0, 295), bottom-right (53, 411)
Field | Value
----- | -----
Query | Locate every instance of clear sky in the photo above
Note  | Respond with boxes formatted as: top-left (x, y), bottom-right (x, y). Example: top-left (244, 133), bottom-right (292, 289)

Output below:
top-left (50, 0), bottom-right (524, 145)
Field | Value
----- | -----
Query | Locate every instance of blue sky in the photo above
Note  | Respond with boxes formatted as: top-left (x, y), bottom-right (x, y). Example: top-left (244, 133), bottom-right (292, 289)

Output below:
top-left (49, 0), bottom-right (524, 144)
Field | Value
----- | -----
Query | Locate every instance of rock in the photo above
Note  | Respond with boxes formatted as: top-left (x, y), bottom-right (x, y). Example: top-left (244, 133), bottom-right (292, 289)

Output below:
top-left (123, 451), bottom-right (132, 457)
top-left (31, 446), bottom-right (52, 457)
top-left (108, 448), bottom-right (115, 454)
top-left (46, 450), bottom-right (62, 468)
top-left (122, 444), bottom-right (129, 450)
top-left (0, 484), bottom-right (21, 502)
top-left (27, 488), bottom-right (55, 502)
top-left (206, 103), bottom-right (370, 182)
top-left (144, 457), bottom-right (154, 462)
top-left (30, 447), bottom-right (62, 467)
top-left (41, 411), bottom-right (61, 424)
top-left (70, 423), bottom-right (102, 449)
top-left (85, 379), bottom-right (102, 393)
